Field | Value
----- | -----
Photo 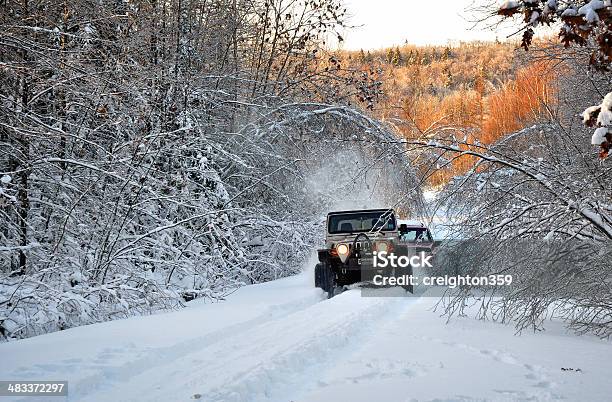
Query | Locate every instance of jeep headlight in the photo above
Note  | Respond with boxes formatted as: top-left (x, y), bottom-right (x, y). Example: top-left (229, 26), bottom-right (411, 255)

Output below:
top-left (336, 243), bottom-right (350, 263)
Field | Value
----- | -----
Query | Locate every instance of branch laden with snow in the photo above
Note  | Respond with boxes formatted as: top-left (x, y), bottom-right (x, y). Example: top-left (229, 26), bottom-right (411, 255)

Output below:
top-left (497, 0), bottom-right (611, 70)
top-left (583, 92), bottom-right (612, 157)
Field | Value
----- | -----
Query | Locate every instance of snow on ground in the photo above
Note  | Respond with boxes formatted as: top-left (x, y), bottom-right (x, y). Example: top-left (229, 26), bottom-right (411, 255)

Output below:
top-left (1, 257), bottom-right (611, 402)
top-left (298, 296), bottom-right (612, 402)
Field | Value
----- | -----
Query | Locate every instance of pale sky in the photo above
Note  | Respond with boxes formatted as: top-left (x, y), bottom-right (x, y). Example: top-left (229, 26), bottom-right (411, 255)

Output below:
top-left (338, 0), bottom-right (510, 50)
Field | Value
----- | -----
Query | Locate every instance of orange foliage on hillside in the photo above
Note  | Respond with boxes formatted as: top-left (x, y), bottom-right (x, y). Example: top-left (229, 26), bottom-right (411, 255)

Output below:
top-left (481, 61), bottom-right (556, 144)
top-left (341, 43), bottom-right (558, 185)
top-left (423, 61), bottom-right (557, 185)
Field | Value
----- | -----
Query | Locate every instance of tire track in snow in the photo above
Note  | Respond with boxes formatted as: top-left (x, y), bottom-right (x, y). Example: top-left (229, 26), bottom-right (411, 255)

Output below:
top-left (106, 289), bottom-right (415, 402)
top-left (265, 294), bottom-right (421, 402)
top-left (62, 289), bottom-right (326, 402)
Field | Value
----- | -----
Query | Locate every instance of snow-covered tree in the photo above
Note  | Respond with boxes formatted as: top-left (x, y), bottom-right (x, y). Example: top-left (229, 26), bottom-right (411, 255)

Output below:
top-left (0, 0), bottom-right (420, 340)
top-left (404, 52), bottom-right (612, 336)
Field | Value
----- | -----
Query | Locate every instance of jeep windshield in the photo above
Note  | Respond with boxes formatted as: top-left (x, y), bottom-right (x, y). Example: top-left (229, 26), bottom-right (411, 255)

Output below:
top-left (328, 210), bottom-right (396, 234)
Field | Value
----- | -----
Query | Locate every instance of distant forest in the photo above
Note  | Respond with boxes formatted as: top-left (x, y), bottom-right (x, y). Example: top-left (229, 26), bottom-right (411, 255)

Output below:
top-left (342, 41), bottom-right (559, 184)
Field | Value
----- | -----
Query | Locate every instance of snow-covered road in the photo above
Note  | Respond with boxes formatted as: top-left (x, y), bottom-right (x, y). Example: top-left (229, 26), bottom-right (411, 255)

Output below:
top-left (2, 257), bottom-right (612, 402)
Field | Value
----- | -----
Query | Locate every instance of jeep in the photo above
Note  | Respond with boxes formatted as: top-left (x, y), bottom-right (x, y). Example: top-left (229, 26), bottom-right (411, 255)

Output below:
top-left (314, 208), bottom-right (413, 298)
top-left (397, 220), bottom-right (436, 254)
